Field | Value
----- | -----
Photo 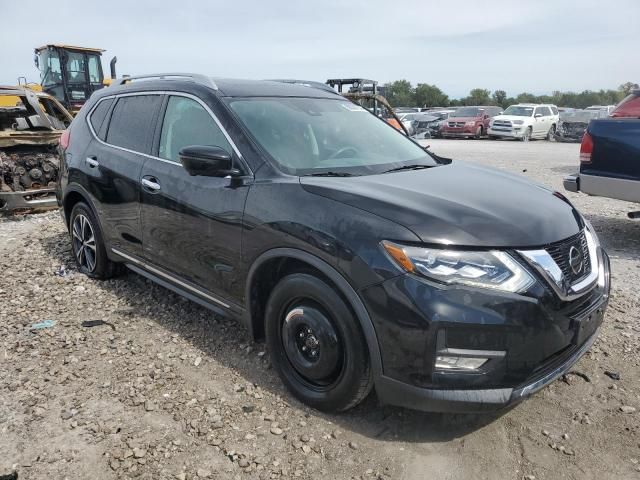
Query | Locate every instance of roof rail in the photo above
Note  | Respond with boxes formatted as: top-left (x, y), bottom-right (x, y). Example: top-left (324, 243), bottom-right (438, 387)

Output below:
top-left (112, 73), bottom-right (218, 90)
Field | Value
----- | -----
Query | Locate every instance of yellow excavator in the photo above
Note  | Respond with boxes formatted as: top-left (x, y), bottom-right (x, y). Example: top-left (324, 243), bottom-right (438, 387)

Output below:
top-left (0, 44), bottom-right (117, 114)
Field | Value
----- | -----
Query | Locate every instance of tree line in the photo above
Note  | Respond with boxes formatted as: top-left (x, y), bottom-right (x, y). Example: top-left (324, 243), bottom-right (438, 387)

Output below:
top-left (383, 80), bottom-right (639, 110)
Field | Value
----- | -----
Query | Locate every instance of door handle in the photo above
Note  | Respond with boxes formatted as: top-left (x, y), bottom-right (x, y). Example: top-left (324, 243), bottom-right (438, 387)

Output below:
top-left (141, 177), bottom-right (161, 192)
top-left (86, 157), bottom-right (99, 168)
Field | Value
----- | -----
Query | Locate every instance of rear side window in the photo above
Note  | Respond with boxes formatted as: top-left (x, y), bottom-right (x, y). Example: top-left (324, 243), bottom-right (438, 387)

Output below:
top-left (550, 106), bottom-right (558, 115)
top-left (611, 94), bottom-right (640, 118)
top-left (159, 96), bottom-right (232, 162)
top-left (540, 107), bottom-right (552, 116)
top-left (89, 98), bottom-right (113, 140)
top-left (106, 95), bottom-right (163, 154)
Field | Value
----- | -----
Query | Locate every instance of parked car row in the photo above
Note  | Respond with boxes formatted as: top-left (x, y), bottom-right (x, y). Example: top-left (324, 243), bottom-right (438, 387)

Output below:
top-left (395, 103), bottom-right (621, 142)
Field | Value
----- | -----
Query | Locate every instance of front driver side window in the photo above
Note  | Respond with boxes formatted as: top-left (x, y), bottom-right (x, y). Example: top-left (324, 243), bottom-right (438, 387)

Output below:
top-left (159, 96), bottom-right (232, 162)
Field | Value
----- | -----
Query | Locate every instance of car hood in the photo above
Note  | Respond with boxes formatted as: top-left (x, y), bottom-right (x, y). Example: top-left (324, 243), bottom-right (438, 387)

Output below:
top-left (300, 161), bottom-right (583, 248)
top-left (493, 115), bottom-right (532, 122)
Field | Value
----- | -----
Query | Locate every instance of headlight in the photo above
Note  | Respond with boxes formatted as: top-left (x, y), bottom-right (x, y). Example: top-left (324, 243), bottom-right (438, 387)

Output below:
top-left (382, 241), bottom-right (535, 293)
top-left (513, 120), bottom-right (524, 125)
top-left (465, 121), bottom-right (476, 126)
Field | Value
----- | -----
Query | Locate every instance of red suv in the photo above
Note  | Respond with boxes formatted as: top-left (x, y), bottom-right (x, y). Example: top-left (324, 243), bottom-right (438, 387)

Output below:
top-left (441, 106), bottom-right (503, 139)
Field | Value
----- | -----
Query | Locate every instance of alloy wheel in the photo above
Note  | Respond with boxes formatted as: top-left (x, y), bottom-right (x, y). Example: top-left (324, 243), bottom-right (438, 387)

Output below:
top-left (72, 214), bottom-right (97, 272)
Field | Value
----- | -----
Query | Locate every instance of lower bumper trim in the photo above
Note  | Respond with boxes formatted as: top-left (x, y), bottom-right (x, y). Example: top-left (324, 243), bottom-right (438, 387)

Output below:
top-left (375, 329), bottom-right (599, 413)
top-left (563, 173), bottom-right (579, 193)
top-left (0, 188), bottom-right (58, 212)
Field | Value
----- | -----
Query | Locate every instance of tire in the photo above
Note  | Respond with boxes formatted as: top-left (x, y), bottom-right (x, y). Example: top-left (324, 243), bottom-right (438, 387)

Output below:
top-left (69, 202), bottom-right (119, 279)
top-left (265, 273), bottom-right (373, 412)
top-left (521, 127), bottom-right (532, 142)
top-left (474, 126), bottom-right (482, 139)
top-left (547, 124), bottom-right (556, 141)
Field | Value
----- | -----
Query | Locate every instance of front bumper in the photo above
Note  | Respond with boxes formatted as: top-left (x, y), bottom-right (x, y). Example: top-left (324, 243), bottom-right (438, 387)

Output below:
top-left (488, 127), bottom-right (524, 138)
top-left (376, 327), bottom-right (600, 413)
top-left (0, 188), bottom-right (58, 212)
top-left (441, 130), bottom-right (475, 138)
top-left (363, 249), bottom-right (610, 413)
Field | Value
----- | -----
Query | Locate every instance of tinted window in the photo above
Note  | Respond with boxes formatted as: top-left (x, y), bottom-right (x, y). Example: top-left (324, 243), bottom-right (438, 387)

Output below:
top-left (159, 96), bottom-right (232, 161)
top-left (540, 107), bottom-right (552, 116)
top-left (106, 95), bottom-right (163, 154)
top-left (89, 98), bottom-right (113, 140)
top-left (550, 106), bottom-right (558, 115)
top-left (534, 107), bottom-right (544, 117)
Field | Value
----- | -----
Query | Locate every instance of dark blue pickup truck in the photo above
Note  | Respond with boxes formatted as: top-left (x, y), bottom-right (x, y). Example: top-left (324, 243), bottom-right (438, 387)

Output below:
top-left (564, 89), bottom-right (640, 214)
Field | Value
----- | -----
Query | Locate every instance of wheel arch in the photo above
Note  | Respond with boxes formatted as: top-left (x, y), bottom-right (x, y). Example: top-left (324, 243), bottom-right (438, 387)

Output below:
top-left (62, 185), bottom-right (99, 229)
top-left (244, 248), bottom-right (383, 378)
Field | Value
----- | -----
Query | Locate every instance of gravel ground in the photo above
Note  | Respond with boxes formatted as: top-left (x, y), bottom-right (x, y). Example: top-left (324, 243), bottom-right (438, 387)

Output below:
top-left (1, 138), bottom-right (639, 480)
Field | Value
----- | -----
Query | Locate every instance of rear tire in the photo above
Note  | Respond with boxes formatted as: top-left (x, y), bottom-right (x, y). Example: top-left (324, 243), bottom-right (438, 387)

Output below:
top-left (547, 124), bottom-right (556, 141)
top-left (69, 202), bottom-right (118, 279)
top-left (265, 273), bottom-right (373, 412)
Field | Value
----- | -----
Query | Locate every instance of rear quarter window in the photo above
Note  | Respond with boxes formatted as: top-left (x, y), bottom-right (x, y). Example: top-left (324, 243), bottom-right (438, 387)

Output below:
top-left (106, 95), bottom-right (163, 153)
top-left (89, 98), bottom-right (114, 140)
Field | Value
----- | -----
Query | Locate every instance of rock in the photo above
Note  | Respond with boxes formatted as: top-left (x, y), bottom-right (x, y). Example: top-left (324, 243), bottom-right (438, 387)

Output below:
top-left (604, 370), bottom-right (620, 380)
top-left (175, 474), bottom-right (186, 480)
top-left (302, 445), bottom-right (312, 454)
top-left (238, 458), bottom-right (250, 468)
top-left (349, 441), bottom-right (359, 450)
top-left (270, 426), bottom-right (283, 435)
top-left (144, 400), bottom-right (156, 411)
top-left (197, 468), bottom-right (211, 478)
top-left (300, 434), bottom-right (310, 443)
top-left (242, 405), bottom-right (255, 413)
top-left (133, 448), bottom-right (147, 458)
top-left (620, 406), bottom-right (637, 414)
top-left (194, 357), bottom-right (202, 367)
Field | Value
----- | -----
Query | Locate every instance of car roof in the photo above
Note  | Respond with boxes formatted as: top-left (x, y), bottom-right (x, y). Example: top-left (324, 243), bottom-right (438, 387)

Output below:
top-left (102, 74), bottom-right (342, 99)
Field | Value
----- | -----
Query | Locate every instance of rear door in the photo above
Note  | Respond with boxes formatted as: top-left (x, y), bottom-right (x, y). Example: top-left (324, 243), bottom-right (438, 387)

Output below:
top-left (85, 93), bottom-right (163, 257)
top-left (140, 93), bottom-right (250, 304)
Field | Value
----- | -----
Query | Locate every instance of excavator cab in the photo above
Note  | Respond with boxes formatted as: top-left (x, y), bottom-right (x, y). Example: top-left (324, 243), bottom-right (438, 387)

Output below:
top-left (34, 45), bottom-right (115, 114)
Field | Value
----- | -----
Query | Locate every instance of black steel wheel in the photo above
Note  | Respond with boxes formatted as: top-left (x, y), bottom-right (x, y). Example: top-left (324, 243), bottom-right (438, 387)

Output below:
top-left (69, 202), bottom-right (119, 279)
top-left (265, 273), bottom-right (373, 412)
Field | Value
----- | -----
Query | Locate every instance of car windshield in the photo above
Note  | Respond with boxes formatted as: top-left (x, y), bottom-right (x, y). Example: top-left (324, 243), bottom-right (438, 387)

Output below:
top-left (451, 107), bottom-right (482, 117)
top-left (503, 106), bottom-right (534, 117)
top-left (228, 97), bottom-right (436, 176)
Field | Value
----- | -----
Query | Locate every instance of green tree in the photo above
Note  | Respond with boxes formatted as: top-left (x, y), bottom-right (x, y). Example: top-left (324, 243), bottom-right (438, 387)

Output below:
top-left (516, 92), bottom-right (537, 103)
top-left (384, 80), bottom-right (415, 107)
top-left (464, 88), bottom-right (491, 105)
top-left (492, 90), bottom-right (507, 108)
top-left (414, 83), bottom-right (449, 108)
top-left (619, 81), bottom-right (639, 95)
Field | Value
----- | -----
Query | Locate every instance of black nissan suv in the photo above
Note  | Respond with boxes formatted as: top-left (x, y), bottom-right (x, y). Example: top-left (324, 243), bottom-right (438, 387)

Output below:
top-left (56, 74), bottom-right (610, 413)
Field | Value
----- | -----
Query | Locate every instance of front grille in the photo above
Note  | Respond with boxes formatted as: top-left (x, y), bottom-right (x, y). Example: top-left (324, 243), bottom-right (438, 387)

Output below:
top-left (447, 121), bottom-right (465, 128)
top-left (492, 120), bottom-right (512, 128)
top-left (545, 230), bottom-right (591, 285)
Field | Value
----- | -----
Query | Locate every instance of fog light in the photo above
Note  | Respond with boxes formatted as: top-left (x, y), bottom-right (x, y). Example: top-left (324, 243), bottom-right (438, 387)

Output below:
top-left (435, 356), bottom-right (488, 371)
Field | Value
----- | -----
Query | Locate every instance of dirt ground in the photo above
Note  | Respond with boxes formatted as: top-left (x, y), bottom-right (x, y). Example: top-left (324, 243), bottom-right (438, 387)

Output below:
top-left (1, 139), bottom-right (638, 480)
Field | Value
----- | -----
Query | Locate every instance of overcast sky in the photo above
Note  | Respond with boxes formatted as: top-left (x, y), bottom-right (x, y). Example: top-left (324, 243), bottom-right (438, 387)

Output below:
top-left (2, 0), bottom-right (638, 98)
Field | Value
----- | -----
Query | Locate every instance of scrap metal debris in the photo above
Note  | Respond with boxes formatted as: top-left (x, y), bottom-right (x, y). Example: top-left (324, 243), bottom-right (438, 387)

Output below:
top-left (604, 370), bottom-right (621, 381)
top-left (30, 319), bottom-right (55, 330)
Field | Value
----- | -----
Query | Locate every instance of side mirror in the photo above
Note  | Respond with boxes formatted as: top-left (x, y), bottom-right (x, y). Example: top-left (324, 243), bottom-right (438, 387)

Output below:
top-left (179, 145), bottom-right (239, 177)
top-left (534, 113), bottom-right (542, 118)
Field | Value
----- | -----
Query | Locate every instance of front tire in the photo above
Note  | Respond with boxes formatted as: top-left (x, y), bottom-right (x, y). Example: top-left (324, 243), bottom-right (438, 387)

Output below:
top-left (474, 126), bottom-right (483, 139)
top-left (265, 273), bottom-right (373, 412)
top-left (521, 127), bottom-right (532, 142)
top-left (69, 202), bottom-right (118, 279)
top-left (547, 124), bottom-right (556, 141)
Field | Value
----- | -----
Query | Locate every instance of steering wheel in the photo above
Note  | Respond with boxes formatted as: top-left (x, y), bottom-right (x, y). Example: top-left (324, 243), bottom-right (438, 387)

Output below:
top-left (328, 146), bottom-right (360, 160)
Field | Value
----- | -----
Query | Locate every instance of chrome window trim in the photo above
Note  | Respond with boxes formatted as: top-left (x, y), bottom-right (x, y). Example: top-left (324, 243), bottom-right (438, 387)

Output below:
top-left (517, 229), bottom-right (599, 301)
top-left (111, 247), bottom-right (230, 309)
top-left (85, 90), bottom-right (248, 171)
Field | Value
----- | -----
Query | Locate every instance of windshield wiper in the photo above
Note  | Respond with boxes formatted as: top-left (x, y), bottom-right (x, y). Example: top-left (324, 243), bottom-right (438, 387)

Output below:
top-left (382, 164), bottom-right (433, 173)
top-left (305, 171), bottom-right (356, 177)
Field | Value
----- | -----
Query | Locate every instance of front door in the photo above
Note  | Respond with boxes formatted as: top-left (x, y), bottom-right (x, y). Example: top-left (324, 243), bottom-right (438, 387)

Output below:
top-left (140, 94), bottom-right (250, 303)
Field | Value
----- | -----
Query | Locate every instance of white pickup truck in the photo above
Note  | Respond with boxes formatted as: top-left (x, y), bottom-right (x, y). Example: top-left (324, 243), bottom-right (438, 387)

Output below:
top-left (488, 104), bottom-right (559, 141)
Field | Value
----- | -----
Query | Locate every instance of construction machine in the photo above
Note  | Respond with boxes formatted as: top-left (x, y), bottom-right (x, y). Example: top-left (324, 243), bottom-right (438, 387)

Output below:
top-left (33, 44), bottom-right (117, 114)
